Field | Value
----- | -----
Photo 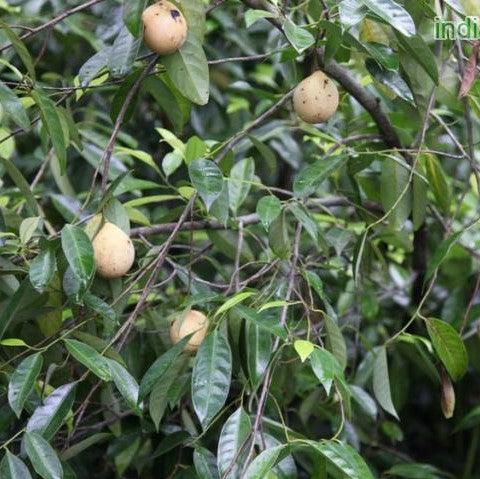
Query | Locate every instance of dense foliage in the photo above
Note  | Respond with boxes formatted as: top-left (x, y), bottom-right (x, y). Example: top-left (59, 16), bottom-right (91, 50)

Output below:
top-left (1, 0), bottom-right (480, 478)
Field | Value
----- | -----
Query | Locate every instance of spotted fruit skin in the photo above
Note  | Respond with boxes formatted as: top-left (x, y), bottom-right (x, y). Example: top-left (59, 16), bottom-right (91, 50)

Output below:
top-left (170, 310), bottom-right (209, 352)
top-left (142, 1), bottom-right (188, 55)
top-left (293, 70), bottom-right (339, 124)
top-left (92, 222), bottom-right (135, 279)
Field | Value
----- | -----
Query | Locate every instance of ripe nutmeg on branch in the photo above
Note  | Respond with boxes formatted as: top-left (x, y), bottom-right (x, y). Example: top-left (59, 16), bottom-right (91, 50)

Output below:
top-left (170, 310), bottom-right (209, 352)
top-left (142, 1), bottom-right (188, 55)
top-left (92, 222), bottom-right (135, 279)
top-left (293, 70), bottom-right (339, 123)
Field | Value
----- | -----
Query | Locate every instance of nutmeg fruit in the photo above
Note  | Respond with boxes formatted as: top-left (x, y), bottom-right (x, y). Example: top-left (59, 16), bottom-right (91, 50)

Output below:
top-left (142, 1), bottom-right (188, 55)
top-left (170, 310), bottom-right (209, 352)
top-left (293, 70), bottom-right (339, 123)
top-left (92, 222), bottom-right (135, 279)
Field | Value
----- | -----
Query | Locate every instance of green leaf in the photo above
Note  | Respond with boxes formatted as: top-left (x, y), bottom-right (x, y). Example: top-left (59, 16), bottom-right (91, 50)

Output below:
top-left (294, 340), bottom-right (315, 362)
top-left (323, 315), bottom-right (347, 370)
top-left (245, 9), bottom-right (276, 28)
top-left (19, 217), bottom-right (41, 244)
top-left (394, 33), bottom-right (438, 84)
top-left (189, 159), bottom-right (224, 211)
top-left (289, 203), bottom-right (318, 243)
top-left (138, 335), bottom-right (191, 401)
top-left (284, 19), bottom-right (315, 53)
top-left (0, 20), bottom-right (36, 80)
top-left (29, 245), bottom-right (56, 293)
top-left (380, 157), bottom-right (412, 230)
top-left (179, 0), bottom-right (206, 41)
top-left (245, 321), bottom-right (272, 387)
top-left (108, 26), bottom-right (141, 78)
top-left (217, 408), bottom-right (251, 478)
top-left (64, 339), bottom-right (112, 381)
top-left (0, 451), bottom-right (33, 479)
top-left (60, 433), bottom-right (111, 461)
top-left (422, 152), bottom-right (452, 213)
top-left (256, 196), bottom-right (282, 230)
top-left (308, 440), bottom-right (375, 479)
top-left (366, 59), bottom-right (414, 102)
top-left (83, 292), bottom-right (118, 335)
top-left (454, 404), bottom-right (480, 432)
top-left (228, 158), bottom-right (255, 215)
top-left (244, 445), bottom-right (287, 479)
top-left (373, 346), bottom-right (399, 419)
top-left (163, 32), bottom-right (209, 105)
top-left (268, 212), bottom-right (290, 259)
top-left (31, 90), bottom-right (67, 174)
top-left (0, 80), bottom-right (30, 131)
top-left (149, 356), bottom-right (187, 430)
top-left (214, 291), bottom-right (255, 318)
top-left (123, 0), bottom-right (148, 37)
top-left (361, 0), bottom-right (415, 36)
top-left (192, 330), bottom-right (232, 428)
top-left (385, 462), bottom-right (449, 479)
top-left (60, 225), bottom-right (94, 284)
top-left (0, 280), bottom-right (32, 341)
top-left (107, 359), bottom-right (142, 415)
top-left (26, 383), bottom-right (76, 440)
top-left (194, 447), bottom-right (219, 479)
top-left (309, 347), bottom-right (343, 395)
top-left (8, 353), bottom-right (43, 418)
top-left (234, 305), bottom-right (288, 340)
top-left (426, 318), bottom-right (468, 381)
top-left (0, 156), bottom-right (39, 216)
top-left (24, 431), bottom-right (63, 479)
top-left (294, 156), bottom-right (347, 198)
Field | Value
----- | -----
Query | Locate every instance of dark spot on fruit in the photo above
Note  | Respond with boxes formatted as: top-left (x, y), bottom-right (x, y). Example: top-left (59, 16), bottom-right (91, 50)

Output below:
top-left (302, 101), bottom-right (306, 104)
top-left (315, 96), bottom-right (318, 100)
top-left (328, 94), bottom-right (332, 97)
top-left (170, 9), bottom-right (181, 19)
top-left (324, 79), bottom-right (329, 85)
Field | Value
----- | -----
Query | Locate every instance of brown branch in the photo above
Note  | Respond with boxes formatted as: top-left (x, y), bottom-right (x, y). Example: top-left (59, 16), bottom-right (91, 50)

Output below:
top-left (130, 196), bottom-right (375, 237)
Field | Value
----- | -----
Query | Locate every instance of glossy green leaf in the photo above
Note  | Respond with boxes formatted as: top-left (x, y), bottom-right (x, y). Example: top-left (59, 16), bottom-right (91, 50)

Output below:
top-left (294, 156), bottom-right (347, 198)
top-left (361, 0), bottom-right (415, 36)
top-left (8, 352), bottom-right (43, 418)
top-left (228, 158), bottom-right (255, 215)
top-left (31, 90), bottom-right (67, 174)
top-left (189, 158), bottom-right (223, 211)
top-left (192, 330), bottom-right (232, 428)
top-left (29, 245), bottom-right (56, 293)
top-left (26, 383), bottom-right (76, 440)
top-left (425, 231), bottom-right (463, 282)
top-left (217, 408), bottom-right (251, 478)
top-left (380, 158), bottom-right (412, 230)
top-left (373, 346), bottom-right (399, 419)
top-left (0, 80), bottom-right (30, 131)
top-left (0, 156), bottom-right (39, 216)
top-left (107, 359), bottom-right (142, 415)
top-left (123, 0), bottom-right (148, 37)
top-left (309, 347), bottom-right (343, 395)
top-left (422, 153), bottom-right (452, 213)
top-left (215, 291), bottom-right (255, 318)
top-left (256, 196), bottom-right (282, 230)
top-left (64, 339), bottom-right (112, 381)
top-left (284, 19), bottom-right (315, 53)
top-left (324, 315), bottom-right (347, 370)
top-left (426, 318), bottom-right (468, 381)
top-left (243, 445), bottom-right (287, 479)
top-left (0, 451), bottom-right (32, 479)
top-left (138, 335), bottom-right (190, 401)
top-left (163, 32), bottom-right (209, 105)
top-left (24, 431), bottom-right (63, 479)
top-left (245, 321), bottom-right (272, 387)
top-left (194, 447), bottom-right (219, 479)
top-left (60, 433), bottom-right (111, 461)
top-left (60, 225), bottom-right (94, 284)
top-left (0, 20), bottom-right (36, 79)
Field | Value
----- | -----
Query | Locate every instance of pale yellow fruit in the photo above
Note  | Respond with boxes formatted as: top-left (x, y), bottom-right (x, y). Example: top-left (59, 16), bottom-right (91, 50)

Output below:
top-left (92, 222), bottom-right (135, 279)
top-left (170, 310), bottom-right (209, 352)
top-left (142, 1), bottom-right (188, 55)
top-left (293, 70), bottom-right (339, 124)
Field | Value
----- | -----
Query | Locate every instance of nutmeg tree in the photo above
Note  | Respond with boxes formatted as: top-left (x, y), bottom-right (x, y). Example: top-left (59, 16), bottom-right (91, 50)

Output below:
top-left (0, 1), bottom-right (480, 478)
